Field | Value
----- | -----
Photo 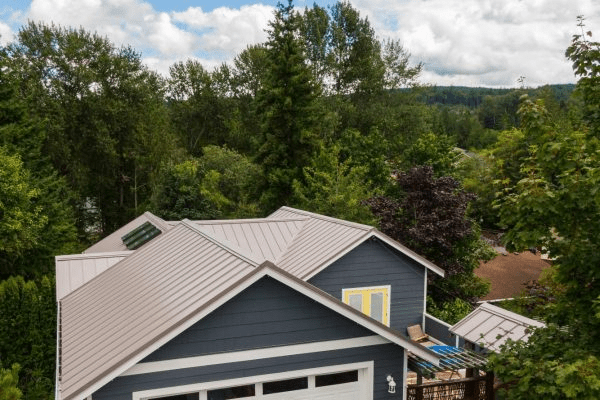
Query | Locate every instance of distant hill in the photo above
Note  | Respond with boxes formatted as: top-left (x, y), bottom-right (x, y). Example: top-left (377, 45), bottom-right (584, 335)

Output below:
top-left (418, 84), bottom-right (576, 108)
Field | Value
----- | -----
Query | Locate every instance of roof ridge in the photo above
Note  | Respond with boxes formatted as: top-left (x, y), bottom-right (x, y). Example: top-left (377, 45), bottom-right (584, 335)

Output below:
top-left (192, 217), bottom-right (309, 225)
top-left (181, 220), bottom-right (264, 266)
top-left (273, 206), bottom-right (373, 231)
top-left (142, 211), bottom-right (171, 232)
top-left (479, 302), bottom-right (545, 327)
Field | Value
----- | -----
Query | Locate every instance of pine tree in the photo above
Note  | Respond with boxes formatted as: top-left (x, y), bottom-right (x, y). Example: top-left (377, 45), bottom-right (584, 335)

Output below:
top-left (256, 0), bottom-right (323, 211)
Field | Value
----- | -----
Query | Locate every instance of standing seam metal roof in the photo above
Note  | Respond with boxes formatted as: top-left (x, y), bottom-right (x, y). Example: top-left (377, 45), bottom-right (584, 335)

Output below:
top-left (449, 302), bottom-right (545, 352)
top-left (58, 207), bottom-right (447, 400)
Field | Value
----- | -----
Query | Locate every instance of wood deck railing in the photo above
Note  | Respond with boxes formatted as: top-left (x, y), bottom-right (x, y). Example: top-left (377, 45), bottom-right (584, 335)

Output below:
top-left (407, 373), bottom-right (494, 400)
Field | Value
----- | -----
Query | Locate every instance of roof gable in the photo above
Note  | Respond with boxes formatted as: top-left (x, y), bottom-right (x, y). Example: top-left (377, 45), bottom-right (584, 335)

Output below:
top-left (59, 257), bottom-right (439, 400)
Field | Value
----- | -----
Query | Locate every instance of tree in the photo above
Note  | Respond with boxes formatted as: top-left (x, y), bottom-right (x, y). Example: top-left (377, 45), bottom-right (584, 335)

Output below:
top-left (0, 66), bottom-right (78, 278)
top-left (488, 71), bottom-right (600, 398)
top-left (0, 149), bottom-right (46, 277)
top-left (5, 22), bottom-right (178, 237)
top-left (151, 146), bottom-right (262, 220)
top-left (0, 364), bottom-right (22, 400)
top-left (292, 146), bottom-right (377, 224)
top-left (256, 0), bottom-right (324, 211)
top-left (0, 277), bottom-right (55, 399)
top-left (365, 166), bottom-right (492, 305)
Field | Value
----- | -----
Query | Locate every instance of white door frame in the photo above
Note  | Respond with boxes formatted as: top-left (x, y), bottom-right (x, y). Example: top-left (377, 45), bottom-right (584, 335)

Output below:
top-left (132, 361), bottom-right (374, 400)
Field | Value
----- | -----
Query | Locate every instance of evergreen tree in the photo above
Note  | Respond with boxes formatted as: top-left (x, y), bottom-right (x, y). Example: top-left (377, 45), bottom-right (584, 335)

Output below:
top-left (256, 0), bottom-right (323, 211)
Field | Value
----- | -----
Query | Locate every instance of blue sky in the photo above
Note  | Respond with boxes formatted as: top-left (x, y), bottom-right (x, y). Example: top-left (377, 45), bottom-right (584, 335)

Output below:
top-left (1, 0), bottom-right (599, 87)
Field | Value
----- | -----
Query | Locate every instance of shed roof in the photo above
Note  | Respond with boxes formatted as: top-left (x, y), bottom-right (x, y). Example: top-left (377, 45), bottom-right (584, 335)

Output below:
top-left (449, 302), bottom-right (545, 352)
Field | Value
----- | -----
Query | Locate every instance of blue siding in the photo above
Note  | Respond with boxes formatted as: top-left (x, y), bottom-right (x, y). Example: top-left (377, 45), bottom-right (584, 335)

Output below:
top-left (309, 238), bottom-right (425, 333)
top-left (424, 314), bottom-right (456, 346)
top-left (94, 344), bottom-right (405, 400)
top-left (143, 277), bottom-right (374, 362)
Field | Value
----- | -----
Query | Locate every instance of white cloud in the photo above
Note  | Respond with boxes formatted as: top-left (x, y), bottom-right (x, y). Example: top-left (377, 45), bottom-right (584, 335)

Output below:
top-left (27, 0), bottom-right (199, 57)
top-left (0, 21), bottom-right (13, 45)
top-left (352, 0), bottom-right (600, 87)
top-left (172, 4), bottom-right (273, 54)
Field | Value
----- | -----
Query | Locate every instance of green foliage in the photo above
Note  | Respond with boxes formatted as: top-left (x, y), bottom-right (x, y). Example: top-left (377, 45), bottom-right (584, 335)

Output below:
top-left (397, 132), bottom-right (461, 177)
top-left (366, 166), bottom-right (493, 304)
top-left (0, 149), bottom-right (46, 274)
top-left (256, 0), bottom-right (324, 211)
top-left (489, 325), bottom-right (600, 400)
top-left (426, 297), bottom-right (473, 325)
top-left (5, 22), bottom-right (178, 236)
top-left (566, 16), bottom-right (600, 137)
top-left (292, 146), bottom-right (377, 225)
top-left (151, 146), bottom-right (262, 220)
top-left (0, 277), bottom-right (55, 400)
top-left (489, 35), bottom-right (600, 395)
top-left (0, 364), bottom-right (22, 400)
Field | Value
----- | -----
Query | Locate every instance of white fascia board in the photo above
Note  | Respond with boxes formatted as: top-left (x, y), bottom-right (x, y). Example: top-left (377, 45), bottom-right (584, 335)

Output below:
top-left (69, 268), bottom-right (268, 400)
top-left (132, 361), bottom-right (374, 400)
top-left (372, 232), bottom-right (445, 277)
top-left (122, 336), bottom-right (388, 376)
top-left (264, 268), bottom-right (440, 364)
top-left (70, 262), bottom-right (438, 400)
top-left (55, 251), bottom-right (134, 261)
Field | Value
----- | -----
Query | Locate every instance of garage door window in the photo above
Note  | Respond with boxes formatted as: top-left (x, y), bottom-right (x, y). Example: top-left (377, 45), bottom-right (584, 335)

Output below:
top-left (262, 377), bottom-right (308, 394)
top-left (207, 385), bottom-right (255, 399)
top-left (315, 370), bottom-right (359, 387)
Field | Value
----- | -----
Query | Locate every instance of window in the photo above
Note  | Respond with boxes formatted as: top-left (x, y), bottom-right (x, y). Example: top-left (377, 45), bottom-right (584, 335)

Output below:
top-left (342, 286), bottom-right (390, 326)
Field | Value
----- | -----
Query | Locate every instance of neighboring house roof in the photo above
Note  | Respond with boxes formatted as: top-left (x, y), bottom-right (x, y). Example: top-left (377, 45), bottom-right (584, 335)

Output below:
top-left (476, 251), bottom-right (550, 300)
top-left (58, 219), bottom-right (440, 400)
top-left (449, 302), bottom-right (545, 352)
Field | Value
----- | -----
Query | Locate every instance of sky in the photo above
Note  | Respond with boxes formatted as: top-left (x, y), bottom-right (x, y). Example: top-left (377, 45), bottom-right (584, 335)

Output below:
top-left (0, 0), bottom-right (598, 88)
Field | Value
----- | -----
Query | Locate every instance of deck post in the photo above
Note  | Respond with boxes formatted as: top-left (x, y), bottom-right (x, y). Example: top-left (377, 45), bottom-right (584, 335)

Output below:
top-left (486, 371), bottom-right (495, 400)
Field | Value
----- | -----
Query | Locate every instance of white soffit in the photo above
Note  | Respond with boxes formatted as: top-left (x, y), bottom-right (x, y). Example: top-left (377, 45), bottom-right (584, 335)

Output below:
top-left (450, 302), bottom-right (545, 352)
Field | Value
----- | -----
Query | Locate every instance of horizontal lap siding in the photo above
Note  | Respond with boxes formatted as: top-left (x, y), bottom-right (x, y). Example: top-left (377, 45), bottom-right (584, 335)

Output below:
top-left (309, 238), bottom-right (425, 333)
top-left (94, 344), bottom-right (405, 400)
top-left (142, 277), bottom-right (373, 362)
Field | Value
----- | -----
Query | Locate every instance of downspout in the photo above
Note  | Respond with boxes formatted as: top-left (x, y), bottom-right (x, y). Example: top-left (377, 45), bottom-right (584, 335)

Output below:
top-left (55, 301), bottom-right (61, 400)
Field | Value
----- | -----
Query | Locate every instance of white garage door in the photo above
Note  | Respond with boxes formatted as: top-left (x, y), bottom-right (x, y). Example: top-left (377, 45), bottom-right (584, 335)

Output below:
top-left (142, 363), bottom-right (373, 400)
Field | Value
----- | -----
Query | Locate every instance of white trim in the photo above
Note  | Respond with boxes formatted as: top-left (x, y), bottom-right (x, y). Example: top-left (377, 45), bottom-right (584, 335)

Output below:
top-left (122, 336), bottom-right (389, 377)
top-left (402, 349), bottom-right (408, 400)
top-left (372, 232), bottom-right (445, 277)
top-left (73, 269), bottom-right (268, 400)
top-left (55, 302), bottom-right (61, 400)
top-left (423, 270), bottom-right (428, 329)
top-left (132, 361), bottom-right (374, 400)
top-left (73, 265), bottom-right (439, 400)
top-left (342, 285), bottom-right (391, 327)
top-left (264, 268), bottom-right (439, 364)
top-left (55, 251), bottom-right (134, 261)
top-left (300, 231), bottom-right (374, 281)
top-left (424, 313), bottom-right (453, 328)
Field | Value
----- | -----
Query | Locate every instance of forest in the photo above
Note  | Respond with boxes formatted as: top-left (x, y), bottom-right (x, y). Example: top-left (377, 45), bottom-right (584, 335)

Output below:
top-left (0, 2), bottom-right (599, 399)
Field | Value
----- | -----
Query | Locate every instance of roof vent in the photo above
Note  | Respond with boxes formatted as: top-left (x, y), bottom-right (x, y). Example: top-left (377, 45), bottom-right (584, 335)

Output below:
top-left (121, 221), bottom-right (161, 250)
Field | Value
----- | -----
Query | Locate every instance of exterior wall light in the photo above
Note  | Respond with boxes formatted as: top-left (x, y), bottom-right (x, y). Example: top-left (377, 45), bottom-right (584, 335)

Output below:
top-left (387, 375), bottom-right (396, 393)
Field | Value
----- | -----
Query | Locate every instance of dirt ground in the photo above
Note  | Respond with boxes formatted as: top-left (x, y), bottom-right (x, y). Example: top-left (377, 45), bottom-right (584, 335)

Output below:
top-left (475, 251), bottom-right (551, 301)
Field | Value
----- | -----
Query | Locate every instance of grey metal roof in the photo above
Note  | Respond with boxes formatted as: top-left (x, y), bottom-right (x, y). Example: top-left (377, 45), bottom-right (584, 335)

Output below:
top-left (59, 221), bottom-right (258, 400)
top-left (55, 251), bottom-right (133, 300)
top-left (193, 218), bottom-right (307, 262)
top-left (83, 212), bottom-right (170, 254)
top-left (450, 302), bottom-right (545, 352)
top-left (58, 207), bottom-right (448, 400)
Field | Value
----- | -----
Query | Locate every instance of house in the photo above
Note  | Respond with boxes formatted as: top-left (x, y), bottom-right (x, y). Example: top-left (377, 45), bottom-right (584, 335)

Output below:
top-left (55, 207), bottom-right (451, 400)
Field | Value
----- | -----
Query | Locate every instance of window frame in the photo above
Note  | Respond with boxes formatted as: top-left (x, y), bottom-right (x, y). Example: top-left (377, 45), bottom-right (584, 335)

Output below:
top-left (342, 285), bottom-right (391, 326)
